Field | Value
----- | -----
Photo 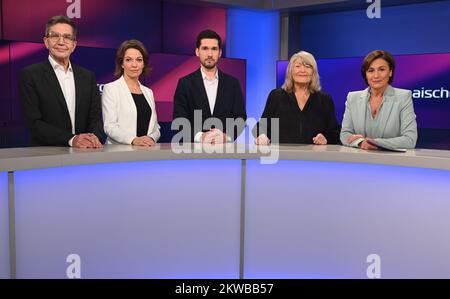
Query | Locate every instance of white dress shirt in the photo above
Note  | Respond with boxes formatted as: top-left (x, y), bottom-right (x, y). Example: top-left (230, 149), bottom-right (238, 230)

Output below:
top-left (48, 55), bottom-right (76, 146)
top-left (194, 68), bottom-right (219, 142)
top-left (201, 67), bottom-right (219, 114)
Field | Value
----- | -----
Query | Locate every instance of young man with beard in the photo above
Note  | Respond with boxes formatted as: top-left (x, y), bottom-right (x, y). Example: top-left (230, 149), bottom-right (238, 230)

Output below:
top-left (173, 30), bottom-right (246, 144)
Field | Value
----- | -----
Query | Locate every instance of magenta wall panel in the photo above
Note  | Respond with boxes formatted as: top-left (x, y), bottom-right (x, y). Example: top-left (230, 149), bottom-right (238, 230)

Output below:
top-left (2, 0), bottom-right (162, 50)
top-left (9, 42), bottom-right (47, 122)
top-left (162, 1), bottom-right (226, 55)
top-left (0, 0), bottom-right (3, 40)
top-left (0, 41), bottom-right (10, 122)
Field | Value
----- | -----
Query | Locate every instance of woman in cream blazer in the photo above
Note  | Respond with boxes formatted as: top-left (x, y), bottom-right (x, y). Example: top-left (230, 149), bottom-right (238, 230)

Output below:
top-left (102, 40), bottom-right (160, 145)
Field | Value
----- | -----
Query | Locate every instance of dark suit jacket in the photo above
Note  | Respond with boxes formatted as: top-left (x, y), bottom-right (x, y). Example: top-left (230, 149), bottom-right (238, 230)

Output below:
top-left (173, 68), bottom-right (247, 142)
top-left (19, 60), bottom-right (104, 146)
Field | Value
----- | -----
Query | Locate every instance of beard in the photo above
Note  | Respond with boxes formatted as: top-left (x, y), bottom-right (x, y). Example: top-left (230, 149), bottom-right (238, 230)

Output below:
top-left (201, 58), bottom-right (217, 69)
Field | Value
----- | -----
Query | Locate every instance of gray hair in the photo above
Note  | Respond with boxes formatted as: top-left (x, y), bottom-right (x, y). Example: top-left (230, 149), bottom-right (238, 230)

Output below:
top-left (45, 15), bottom-right (77, 40)
top-left (282, 51), bottom-right (321, 93)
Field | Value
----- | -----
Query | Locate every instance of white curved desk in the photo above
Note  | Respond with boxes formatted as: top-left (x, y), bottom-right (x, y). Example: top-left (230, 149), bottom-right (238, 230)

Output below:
top-left (1, 144), bottom-right (450, 278)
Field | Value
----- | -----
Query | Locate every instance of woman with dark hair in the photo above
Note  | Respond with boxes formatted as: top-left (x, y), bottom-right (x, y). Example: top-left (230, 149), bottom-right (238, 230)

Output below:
top-left (102, 39), bottom-right (160, 146)
top-left (340, 50), bottom-right (417, 150)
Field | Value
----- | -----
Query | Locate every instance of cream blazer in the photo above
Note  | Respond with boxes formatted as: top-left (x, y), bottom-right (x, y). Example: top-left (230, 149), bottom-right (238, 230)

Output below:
top-left (102, 76), bottom-right (160, 144)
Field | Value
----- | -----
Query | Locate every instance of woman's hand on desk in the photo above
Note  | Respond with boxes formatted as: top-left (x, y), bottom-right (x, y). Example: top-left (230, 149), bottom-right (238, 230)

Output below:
top-left (359, 139), bottom-right (378, 150)
top-left (312, 133), bottom-right (327, 145)
top-left (255, 134), bottom-right (270, 145)
top-left (132, 136), bottom-right (156, 147)
top-left (347, 134), bottom-right (364, 144)
top-left (347, 134), bottom-right (377, 150)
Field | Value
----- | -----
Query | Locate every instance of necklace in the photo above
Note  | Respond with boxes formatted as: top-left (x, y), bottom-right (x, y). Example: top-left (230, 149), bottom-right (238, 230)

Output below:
top-left (128, 83), bottom-right (141, 94)
top-left (370, 95), bottom-right (383, 118)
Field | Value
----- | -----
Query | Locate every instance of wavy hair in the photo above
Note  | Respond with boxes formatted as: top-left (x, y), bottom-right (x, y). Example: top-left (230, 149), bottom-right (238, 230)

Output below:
top-left (282, 51), bottom-right (321, 93)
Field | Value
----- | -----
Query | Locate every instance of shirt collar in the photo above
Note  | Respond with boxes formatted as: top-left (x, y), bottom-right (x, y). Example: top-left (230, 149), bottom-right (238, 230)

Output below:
top-left (48, 55), bottom-right (73, 73)
top-left (200, 67), bottom-right (218, 81)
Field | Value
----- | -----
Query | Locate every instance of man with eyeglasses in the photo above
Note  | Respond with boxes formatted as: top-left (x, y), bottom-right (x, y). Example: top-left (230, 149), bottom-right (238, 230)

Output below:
top-left (19, 15), bottom-right (104, 148)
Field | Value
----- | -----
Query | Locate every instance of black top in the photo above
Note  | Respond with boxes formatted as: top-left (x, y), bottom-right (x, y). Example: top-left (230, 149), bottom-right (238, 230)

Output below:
top-left (253, 88), bottom-right (340, 144)
top-left (131, 93), bottom-right (151, 137)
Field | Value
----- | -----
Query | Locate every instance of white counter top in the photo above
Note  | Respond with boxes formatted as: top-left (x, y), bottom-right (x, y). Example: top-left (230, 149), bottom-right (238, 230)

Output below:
top-left (1, 144), bottom-right (450, 172)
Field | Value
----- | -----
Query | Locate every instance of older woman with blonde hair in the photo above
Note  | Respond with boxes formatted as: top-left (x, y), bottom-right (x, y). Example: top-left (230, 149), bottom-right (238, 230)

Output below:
top-left (254, 51), bottom-right (340, 144)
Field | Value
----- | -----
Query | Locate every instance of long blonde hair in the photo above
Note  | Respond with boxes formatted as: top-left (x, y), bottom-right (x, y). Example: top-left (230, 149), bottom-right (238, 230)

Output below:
top-left (282, 51), bottom-right (321, 94)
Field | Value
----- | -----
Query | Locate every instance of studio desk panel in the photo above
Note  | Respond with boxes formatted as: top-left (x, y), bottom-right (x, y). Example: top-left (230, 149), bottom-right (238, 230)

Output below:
top-left (1, 144), bottom-right (449, 278)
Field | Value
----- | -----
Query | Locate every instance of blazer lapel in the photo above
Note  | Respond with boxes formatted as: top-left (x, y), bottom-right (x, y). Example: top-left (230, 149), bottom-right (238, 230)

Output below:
top-left (73, 65), bottom-right (83, 132)
top-left (357, 88), bottom-right (370, 133)
top-left (43, 61), bottom-right (71, 118)
top-left (118, 75), bottom-right (136, 108)
top-left (377, 85), bottom-right (395, 136)
top-left (193, 69), bottom-right (212, 117)
top-left (212, 70), bottom-right (225, 116)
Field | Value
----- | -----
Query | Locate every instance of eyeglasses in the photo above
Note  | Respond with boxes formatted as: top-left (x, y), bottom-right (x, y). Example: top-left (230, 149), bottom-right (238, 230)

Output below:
top-left (46, 32), bottom-right (76, 43)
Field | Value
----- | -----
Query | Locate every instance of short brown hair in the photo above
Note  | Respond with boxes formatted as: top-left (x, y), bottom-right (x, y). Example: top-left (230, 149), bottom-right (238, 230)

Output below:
top-left (45, 15), bottom-right (77, 40)
top-left (114, 39), bottom-right (150, 78)
top-left (361, 50), bottom-right (395, 85)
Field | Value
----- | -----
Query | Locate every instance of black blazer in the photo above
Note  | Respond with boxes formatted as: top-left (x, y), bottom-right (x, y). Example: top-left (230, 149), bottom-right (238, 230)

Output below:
top-left (19, 60), bottom-right (104, 146)
top-left (253, 88), bottom-right (340, 144)
top-left (173, 68), bottom-right (247, 142)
